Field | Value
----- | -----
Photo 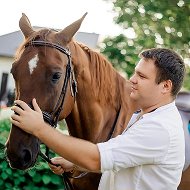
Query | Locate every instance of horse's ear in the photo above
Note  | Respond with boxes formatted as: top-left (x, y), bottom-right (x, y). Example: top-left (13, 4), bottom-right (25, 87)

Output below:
top-left (57, 12), bottom-right (87, 43)
top-left (19, 13), bottom-right (34, 38)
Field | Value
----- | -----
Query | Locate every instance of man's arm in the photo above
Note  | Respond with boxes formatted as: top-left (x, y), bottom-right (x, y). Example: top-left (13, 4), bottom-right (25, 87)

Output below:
top-left (11, 99), bottom-right (101, 172)
top-left (35, 123), bottom-right (101, 172)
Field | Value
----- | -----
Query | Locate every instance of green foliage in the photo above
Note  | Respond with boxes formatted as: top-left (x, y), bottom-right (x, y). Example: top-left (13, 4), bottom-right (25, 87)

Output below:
top-left (101, 0), bottom-right (190, 89)
top-left (0, 119), bottom-right (64, 190)
top-left (112, 0), bottom-right (190, 56)
top-left (100, 34), bottom-right (139, 78)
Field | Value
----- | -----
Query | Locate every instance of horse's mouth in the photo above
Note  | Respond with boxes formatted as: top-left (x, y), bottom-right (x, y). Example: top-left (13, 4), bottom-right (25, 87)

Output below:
top-left (5, 147), bottom-right (38, 170)
top-left (7, 155), bottom-right (37, 170)
top-left (5, 130), bottom-right (41, 170)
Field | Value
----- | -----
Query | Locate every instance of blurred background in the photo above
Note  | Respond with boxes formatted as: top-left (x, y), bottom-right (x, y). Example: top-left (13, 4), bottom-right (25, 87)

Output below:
top-left (0, 0), bottom-right (190, 189)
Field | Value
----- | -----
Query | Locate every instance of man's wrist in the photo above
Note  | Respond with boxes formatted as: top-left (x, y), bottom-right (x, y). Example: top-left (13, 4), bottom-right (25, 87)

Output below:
top-left (33, 122), bottom-right (50, 138)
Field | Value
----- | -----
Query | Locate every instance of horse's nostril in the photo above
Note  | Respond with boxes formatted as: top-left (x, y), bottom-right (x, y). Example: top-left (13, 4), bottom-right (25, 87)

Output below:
top-left (23, 149), bottom-right (32, 164)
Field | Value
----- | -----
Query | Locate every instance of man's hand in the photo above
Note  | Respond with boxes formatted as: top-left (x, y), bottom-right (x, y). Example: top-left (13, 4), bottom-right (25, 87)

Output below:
top-left (11, 98), bottom-right (45, 135)
top-left (49, 157), bottom-right (74, 175)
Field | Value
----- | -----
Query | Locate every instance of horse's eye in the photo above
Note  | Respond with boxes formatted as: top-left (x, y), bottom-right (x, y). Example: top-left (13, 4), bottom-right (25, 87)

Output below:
top-left (52, 72), bottom-right (61, 83)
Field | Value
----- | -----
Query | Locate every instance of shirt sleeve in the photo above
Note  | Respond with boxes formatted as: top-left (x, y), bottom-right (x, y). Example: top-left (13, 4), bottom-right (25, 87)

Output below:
top-left (97, 120), bottom-right (170, 173)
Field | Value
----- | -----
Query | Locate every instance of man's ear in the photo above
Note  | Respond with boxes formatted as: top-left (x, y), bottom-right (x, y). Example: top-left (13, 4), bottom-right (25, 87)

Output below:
top-left (162, 80), bottom-right (173, 94)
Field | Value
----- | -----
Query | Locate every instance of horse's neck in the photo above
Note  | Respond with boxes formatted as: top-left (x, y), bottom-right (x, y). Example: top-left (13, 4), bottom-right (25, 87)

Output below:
top-left (65, 41), bottom-right (133, 143)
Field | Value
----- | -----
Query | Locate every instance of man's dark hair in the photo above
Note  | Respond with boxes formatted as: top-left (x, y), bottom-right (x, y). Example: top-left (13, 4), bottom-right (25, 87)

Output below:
top-left (140, 48), bottom-right (186, 97)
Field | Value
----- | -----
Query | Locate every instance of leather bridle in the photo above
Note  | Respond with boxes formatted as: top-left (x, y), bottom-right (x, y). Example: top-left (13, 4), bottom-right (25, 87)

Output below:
top-left (25, 40), bottom-right (78, 190)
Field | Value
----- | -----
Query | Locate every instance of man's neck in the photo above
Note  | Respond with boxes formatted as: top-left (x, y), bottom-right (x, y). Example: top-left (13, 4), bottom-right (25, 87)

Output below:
top-left (141, 98), bottom-right (174, 115)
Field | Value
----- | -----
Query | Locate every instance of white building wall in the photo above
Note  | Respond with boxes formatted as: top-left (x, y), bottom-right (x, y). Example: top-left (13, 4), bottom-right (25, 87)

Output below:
top-left (0, 57), bottom-right (14, 91)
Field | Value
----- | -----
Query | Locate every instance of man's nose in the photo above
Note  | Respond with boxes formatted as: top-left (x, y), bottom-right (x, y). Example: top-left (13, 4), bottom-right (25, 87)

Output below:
top-left (129, 74), bottom-right (136, 83)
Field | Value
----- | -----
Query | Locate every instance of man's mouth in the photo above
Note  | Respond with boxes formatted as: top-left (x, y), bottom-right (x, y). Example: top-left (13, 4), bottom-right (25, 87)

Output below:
top-left (131, 86), bottom-right (137, 91)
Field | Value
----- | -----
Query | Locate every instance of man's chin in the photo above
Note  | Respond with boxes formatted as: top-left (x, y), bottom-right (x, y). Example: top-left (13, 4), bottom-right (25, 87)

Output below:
top-left (130, 91), bottom-right (137, 98)
top-left (130, 93), bottom-right (140, 104)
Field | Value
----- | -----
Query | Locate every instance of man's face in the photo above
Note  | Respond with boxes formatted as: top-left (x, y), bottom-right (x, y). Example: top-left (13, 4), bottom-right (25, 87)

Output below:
top-left (129, 58), bottom-right (163, 109)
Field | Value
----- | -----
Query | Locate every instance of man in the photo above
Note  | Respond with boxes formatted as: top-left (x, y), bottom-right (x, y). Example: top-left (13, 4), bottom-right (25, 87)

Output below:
top-left (11, 48), bottom-right (185, 190)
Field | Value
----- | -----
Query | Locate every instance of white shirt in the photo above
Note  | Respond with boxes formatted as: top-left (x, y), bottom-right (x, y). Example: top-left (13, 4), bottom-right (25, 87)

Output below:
top-left (97, 102), bottom-right (185, 190)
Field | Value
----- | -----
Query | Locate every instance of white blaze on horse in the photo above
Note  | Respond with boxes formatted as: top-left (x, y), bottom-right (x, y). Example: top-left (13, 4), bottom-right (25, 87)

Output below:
top-left (28, 54), bottom-right (39, 74)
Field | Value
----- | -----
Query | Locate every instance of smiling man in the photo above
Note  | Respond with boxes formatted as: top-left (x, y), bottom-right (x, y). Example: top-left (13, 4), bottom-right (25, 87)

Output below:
top-left (11, 48), bottom-right (186, 190)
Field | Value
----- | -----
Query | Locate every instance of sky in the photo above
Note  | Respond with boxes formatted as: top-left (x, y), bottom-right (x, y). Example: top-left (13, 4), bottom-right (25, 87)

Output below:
top-left (0, 0), bottom-right (124, 38)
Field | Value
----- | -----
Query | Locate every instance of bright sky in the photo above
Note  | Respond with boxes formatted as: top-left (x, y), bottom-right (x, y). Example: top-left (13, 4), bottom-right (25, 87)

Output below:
top-left (0, 0), bottom-right (124, 38)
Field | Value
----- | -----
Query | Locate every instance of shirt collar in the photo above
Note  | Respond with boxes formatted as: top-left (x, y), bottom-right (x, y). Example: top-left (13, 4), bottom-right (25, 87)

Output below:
top-left (141, 101), bottom-right (176, 118)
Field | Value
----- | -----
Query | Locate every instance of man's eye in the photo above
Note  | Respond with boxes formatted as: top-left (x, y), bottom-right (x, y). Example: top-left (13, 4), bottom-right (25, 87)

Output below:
top-left (139, 75), bottom-right (145, 78)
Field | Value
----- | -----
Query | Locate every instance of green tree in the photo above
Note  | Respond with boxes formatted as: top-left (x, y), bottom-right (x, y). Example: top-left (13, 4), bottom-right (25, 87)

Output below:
top-left (100, 0), bottom-right (190, 89)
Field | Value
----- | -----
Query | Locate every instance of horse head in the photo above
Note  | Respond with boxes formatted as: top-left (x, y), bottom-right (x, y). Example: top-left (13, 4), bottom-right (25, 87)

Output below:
top-left (5, 13), bottom-right (87, 170)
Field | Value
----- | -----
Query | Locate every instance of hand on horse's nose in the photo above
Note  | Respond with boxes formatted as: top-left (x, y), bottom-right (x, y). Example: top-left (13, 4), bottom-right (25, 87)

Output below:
top-left (13, 104), bottom-right (22, 116)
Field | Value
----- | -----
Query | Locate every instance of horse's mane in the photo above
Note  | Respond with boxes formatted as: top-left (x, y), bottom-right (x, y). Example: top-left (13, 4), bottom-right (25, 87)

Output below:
top-left (14, 29), bottom-right (123, 109)
top-left (71, 41), bottom-right (122, 108)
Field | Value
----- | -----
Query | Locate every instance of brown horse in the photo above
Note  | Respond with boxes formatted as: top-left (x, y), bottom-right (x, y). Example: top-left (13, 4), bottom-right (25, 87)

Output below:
top-left (5, 13), bottom-right (134, 190)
